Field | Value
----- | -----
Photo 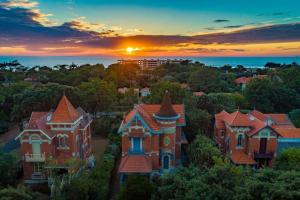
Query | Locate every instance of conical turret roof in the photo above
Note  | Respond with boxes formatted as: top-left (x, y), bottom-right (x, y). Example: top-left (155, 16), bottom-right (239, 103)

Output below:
top-left (51, 95), bottom-right (80, 123)
top-left (155, 91), bottom-right (178, 118)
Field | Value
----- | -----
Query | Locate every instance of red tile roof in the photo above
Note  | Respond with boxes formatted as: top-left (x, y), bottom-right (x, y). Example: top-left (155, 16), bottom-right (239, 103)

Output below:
top-left (119, 155), bottom-right (152, 173)
top-left (225, 110), bottom-right (251, 126)
top-left (275, 128), bottom-right (300, 138)
top-left (25, 112), bottom-right (56, 138)
top-left (193, 91), bottom-right (205, 97)
top-left (235, 77), bottom-right (253, 84)
top-left (215, 110), bottom-right (295, 137)
top-left (17, 96), bottom-right (91, 139)
top-left (235, 75), bottom-right (267, 85)
top-left (155, 92), bottom-right (178, 118)
top-left (122, 104), bottom-right (185, 133)
top-left (51, 95), bottom-right (80, 123)
top-left (231, 150), bottom-right (256, 165)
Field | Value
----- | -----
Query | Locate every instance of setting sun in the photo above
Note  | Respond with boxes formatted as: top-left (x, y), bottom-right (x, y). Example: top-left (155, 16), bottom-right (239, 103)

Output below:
top-left (126, 47), bottom-right (139, 54)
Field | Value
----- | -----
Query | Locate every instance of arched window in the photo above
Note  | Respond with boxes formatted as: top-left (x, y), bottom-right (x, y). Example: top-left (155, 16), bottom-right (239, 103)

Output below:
top-left (163, 155), bottom-right (170, 170)
top-left (237, 134), bottom-right (243, 147)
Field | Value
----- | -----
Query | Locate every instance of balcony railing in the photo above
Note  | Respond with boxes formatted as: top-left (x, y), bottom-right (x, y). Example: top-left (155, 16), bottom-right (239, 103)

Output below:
top-left (254, 151), bottom-right (274, 159)
top-left (25, 153), bottom-right (46, 162)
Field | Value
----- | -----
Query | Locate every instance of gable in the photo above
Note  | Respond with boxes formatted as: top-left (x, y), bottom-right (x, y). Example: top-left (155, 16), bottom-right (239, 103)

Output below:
top-left (119, 112), bottom-right (160, 134)
top-left (251, 127), bottom-right (278, 139)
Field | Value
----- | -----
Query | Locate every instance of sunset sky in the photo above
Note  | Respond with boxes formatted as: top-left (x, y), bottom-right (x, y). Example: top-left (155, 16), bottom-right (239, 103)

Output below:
top-left (1, 0), bottom-right (300, 57)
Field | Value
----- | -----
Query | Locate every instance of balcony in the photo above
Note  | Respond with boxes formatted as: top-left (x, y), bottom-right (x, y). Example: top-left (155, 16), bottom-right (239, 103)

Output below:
top-left (254, 151), bottom-right (274, 159)
top-left (25, 153), bottom-right (46, 162)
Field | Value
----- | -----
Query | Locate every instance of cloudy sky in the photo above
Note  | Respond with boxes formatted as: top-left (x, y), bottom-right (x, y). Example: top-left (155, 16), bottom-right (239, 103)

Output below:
top-left (1, 0), bottom-right (300, 57)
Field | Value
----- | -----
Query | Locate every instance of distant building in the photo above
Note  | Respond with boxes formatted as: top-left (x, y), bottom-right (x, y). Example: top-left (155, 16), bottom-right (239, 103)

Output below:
top-left (118, 87), bottom-right (139, 94)
top-left (214, 109), bottom-right (299, 167)
top-left (180, 83), bottom-right (190, 90)
top-left (118, 59), bottom-right (191, 70)
top-left (140, 87), bottom-right (151, 97)
top-left (15, 95), bottom-right (93, 185)
top-left (118, 92), bottom-right (187, 182)
top-left (193, 91), bottom-right (205, 97)
top-left (235, 75), bottom-right (267, 89)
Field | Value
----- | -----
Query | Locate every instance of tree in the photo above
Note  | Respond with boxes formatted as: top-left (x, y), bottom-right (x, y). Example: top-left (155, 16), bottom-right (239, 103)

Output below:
top-left (188, 67), bottom-right (232, 93)
top-left (185, 107), bottom-right (212, 140)
top-left (196, 93), bottom-right (236, 115)
top-left (245, 78), bottom-right (300, 112)
top-left (119, 175), bottom-right (155, 200)
top-left (154, 163), bottom-right (242, 200)
top-left (146, 81), bottom-right (185, 104)
top-left (105, 63), bottom-right (140, 87)
top-left (289, 109), bottom-right (300, 128)
top-left (10, 83), bottom-right (81, 121)
top-left (235, 169), bottom-right (300, 200)
top-left (187, 134), bottom-right (221, 169)
top-left (78, 78), bottom-right (117, 114)
top-left (0, 152), bottom-right (19, 187)
top-left (276, 148), bottom-right (300, 171)
top-left (278, 67), bottom-right (300, 93)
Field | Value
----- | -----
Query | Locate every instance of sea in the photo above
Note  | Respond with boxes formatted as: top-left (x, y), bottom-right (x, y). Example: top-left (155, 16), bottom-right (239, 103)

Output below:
top-left (0, 56), bottom-right (300, 68)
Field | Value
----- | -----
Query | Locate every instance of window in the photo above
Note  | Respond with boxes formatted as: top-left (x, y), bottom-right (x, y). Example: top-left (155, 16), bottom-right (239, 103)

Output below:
top-left (58, 135), bottom-right (68, 148)
top-left (237, 134), bottom-right (243, 147)
top-left (131, 137), bottom-right (142, 153)
top-left (163, 155), bottom-right (170, 170)
top-left (220, 130), bottom-right (225, 138)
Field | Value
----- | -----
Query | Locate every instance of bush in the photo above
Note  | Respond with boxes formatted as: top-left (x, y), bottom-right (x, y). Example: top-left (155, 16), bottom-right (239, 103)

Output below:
top-left (0, 152), bottom-right (19, 187)
top-left (119, 175), bottom-right (155, 200)
top-left (0, 186), bottom-right (33, 200)
top-left (187, 134), bottom-right (221, 169)
top-left (276, 148), bottom-right (300, 171)
top-left (61, 135), bottom-right (120, 200)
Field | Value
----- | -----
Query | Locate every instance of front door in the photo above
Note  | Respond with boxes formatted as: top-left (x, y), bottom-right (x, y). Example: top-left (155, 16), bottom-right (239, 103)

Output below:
top-left (163, 155), bottom-right (170, 170)
top-left (259, 138), bottom-right (267, 153)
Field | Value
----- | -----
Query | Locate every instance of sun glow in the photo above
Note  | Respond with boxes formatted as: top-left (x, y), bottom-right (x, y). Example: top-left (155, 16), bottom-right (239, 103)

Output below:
top-left (126, 47), bottom-right (140, 54)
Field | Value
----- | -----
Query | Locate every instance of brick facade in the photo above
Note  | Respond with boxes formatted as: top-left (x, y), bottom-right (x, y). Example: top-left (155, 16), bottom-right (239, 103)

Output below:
top-left (214, 110), bottom-right (296, 167)
top-left (118, 93), bottom-right (187, 179)
top-left (15, 95), bottom-right (93, 184)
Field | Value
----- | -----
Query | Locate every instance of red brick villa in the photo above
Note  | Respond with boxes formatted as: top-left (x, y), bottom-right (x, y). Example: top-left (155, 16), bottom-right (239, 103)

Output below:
top-left (118, 92), bottom-right (187, 181)
top-left (214, 109), bottom-right (300, 167)
top-left (15, 95), bottom-right (93, 185)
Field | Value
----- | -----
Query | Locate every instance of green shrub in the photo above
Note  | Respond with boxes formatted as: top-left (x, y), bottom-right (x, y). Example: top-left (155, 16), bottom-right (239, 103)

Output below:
top-left (276, 148), bottom-right (300, 171)
top-left (61, 136), bottom-right (120, 200)
top-left (119, 175), bottom-right (155, 200)
top-left (0, 186), bottom-right (33, 200)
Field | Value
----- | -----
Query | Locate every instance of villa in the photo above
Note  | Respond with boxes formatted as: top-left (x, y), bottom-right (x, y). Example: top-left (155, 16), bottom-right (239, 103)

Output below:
top-left (118, 92), bottom-right (187, 182)
top-left (15, 95), bottom-right (93, 186)
top-left (214, 109), bottom-right (300, 167)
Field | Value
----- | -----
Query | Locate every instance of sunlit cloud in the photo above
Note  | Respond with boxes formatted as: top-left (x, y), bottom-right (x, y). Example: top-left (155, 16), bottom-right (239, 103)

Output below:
top-left (0, 0), bottom-right (38, 9)
top-left (0, 0), bottom-right (300, 57)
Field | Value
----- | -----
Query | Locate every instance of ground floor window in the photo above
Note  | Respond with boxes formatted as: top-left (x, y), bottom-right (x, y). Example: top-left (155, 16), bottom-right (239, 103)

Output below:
top-left (163, 155), bottom-right (170, 170)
